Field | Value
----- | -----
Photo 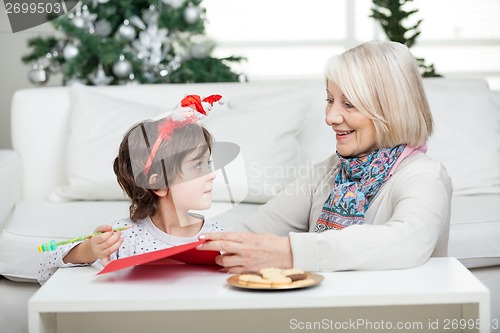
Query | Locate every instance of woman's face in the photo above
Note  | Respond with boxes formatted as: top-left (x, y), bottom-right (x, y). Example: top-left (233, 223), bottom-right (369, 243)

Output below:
top-left (325, 81), bottom-right (378, 158)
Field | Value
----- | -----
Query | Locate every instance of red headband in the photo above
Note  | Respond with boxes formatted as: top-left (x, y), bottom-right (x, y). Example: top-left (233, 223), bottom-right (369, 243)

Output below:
top-left (143, 94), bottom-right (224, 175)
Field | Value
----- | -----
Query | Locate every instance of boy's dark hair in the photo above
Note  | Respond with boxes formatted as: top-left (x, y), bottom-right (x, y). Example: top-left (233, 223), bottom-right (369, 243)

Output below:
top-left (113, 119), bottom-right (213, 221)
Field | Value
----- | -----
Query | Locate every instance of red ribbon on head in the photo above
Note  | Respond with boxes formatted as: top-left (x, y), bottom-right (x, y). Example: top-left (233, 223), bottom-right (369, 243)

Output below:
top-left (181, 94), bottom-right (224, 115)
top-left (181, 95), bottom-right (205, 115)
top-left (143, 118), bottom-right (193, 175)
top-left (202, 94), bottom-right (223, 106)
top-left (143, 94), bottom-right (223, 176)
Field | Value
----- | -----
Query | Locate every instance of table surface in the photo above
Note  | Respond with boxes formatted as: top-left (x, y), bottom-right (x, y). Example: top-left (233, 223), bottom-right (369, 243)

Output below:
top-left (29, 257), bottom-right (489, 314)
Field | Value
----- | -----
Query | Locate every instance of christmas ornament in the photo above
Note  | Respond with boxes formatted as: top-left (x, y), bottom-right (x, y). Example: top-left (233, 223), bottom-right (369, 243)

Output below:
top-left (189, 36), bottom-right (214, 59)
top-left (132, 18), bottom-right (170, 78)
top-left (171, 32), bottom-right (190, 59)
top-left (44, 50), bottom-right (61, 75)
top-left (129, 15), bottom-right (146, 30)
top-left (159, 68), bottom-right (169, 77)
top-left (47, 62), bottom-right (61, 75)
top-left (143, 5), bottom-right (159, 26)
top-left (72, 16), bottom-right (85, 29)
top-left (89, 64), bottom-right (113, 85)
top-left (125, 73), bottom-right (140, 85)
top-left (118, 20), bottom-right (136, 41)
top-left (28, 63), bottom-right (49, 85)
top-left (71, 3), bottom-right (97, 31)
top-left (238, 74), bottom-right (248, 83)
top-left (167, 55), bottom-right (182, 71)
top-left (43, 51), bottom-right (53, 65)
top-left (161, 0), bottom-right (185, 9)
top-left (183, 5), bottom-right (200, 24)
top-left (112, 55), bottom-right (133, 79)
top-left (63, 43), bottom-right (79, 61)
top-left (94, 19), bottom-right (112, 37)
top-left (92, 0), bottom-right (109, 8)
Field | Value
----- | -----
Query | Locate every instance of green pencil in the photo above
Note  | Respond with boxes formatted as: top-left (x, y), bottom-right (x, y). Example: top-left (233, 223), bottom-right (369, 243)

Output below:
top-left (37, 226), bottom-right (132, 252)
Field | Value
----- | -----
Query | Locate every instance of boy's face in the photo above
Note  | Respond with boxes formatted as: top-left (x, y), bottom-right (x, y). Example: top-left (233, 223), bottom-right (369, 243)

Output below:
top-left (170, 148), bottom-right (215, 212)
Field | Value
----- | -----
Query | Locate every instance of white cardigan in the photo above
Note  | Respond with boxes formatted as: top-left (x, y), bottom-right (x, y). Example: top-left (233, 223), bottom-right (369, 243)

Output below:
top-left (227, 153), bottom-right (452, 272)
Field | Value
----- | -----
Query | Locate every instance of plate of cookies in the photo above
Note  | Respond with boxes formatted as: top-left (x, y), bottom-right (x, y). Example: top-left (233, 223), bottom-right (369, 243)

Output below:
top-left (227, 268), bottom-right (324, 290)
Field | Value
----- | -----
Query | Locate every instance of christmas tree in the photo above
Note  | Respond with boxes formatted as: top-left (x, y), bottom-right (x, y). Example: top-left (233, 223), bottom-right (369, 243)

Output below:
top-left (371, 0), bottom-right (441, 77)
top-left (22, 0), bottom-right (244, 85)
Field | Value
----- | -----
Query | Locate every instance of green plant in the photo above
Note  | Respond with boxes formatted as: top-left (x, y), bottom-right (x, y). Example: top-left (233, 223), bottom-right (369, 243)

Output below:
top-left (371, 0), bottom-right (441, 77)
top-left (22, 0), bottom-right (245, 85)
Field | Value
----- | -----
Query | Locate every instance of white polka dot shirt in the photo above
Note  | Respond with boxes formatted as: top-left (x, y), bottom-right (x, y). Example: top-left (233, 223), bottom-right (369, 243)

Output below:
top-left (38, 217), bottom-right (222, 284)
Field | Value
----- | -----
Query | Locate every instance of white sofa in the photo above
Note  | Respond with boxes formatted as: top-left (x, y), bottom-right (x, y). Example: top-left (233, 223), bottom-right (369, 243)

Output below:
top-left (1, 79), bottom-right (500, 333)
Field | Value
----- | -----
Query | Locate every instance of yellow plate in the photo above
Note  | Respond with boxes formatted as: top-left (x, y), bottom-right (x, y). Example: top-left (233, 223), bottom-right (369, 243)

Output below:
top-left (227, 273), bottom-right (324, 290)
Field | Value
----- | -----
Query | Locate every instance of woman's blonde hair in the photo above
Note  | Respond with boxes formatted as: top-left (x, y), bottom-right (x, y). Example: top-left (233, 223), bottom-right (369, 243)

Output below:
top-left (324, 40), bottom-right (433, 147)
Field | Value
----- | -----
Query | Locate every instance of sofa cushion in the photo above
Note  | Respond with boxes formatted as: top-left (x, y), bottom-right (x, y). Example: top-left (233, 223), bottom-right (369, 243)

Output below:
top-left (425, 81), bottom-right (500, 195)
top-left (50, 86), bottom-right (165, 201)
top-left (50, 83), bottom-right (317, 204)
top-left (297, 84), bottom-right (337, 166)
top-left (202, 83), bottom-right (319, 202)
top-left (448, 194), bottom-right (500, 268)
top-left (0, 150), bottom-right (21, 231)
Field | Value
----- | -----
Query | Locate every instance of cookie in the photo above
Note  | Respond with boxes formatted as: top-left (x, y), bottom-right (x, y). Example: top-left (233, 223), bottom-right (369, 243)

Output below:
top-left (268, 276), bottom-right (292, 287)
top-left (246, 282), bottom-right (272, 288)
top-left (238, 274), bottom-right (272, 287)
top-left (236, 267), bottom-right (313, 289)
top-left (287, 273), bottom-right (308, 282)
top-left (259, 267), bottom-right (282, 276)
top-left (291, 278), bottom-right (315, 287)
top-left (282, 268), bottom-right (305, 276)
top-left (240, 270), bottom-right (262, 277)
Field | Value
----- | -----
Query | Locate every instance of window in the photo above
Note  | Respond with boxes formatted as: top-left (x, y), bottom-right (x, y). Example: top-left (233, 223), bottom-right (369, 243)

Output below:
top-left (204, 0), bottom-right (500, 89)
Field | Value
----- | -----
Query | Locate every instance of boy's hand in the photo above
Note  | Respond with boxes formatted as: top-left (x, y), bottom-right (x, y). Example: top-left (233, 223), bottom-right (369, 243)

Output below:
top-left (88, 225), bottom-right (124, 266)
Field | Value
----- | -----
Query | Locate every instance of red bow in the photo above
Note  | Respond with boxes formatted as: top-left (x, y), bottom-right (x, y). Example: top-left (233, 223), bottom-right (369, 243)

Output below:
top-left (181, 94), bottom-right (223, 115)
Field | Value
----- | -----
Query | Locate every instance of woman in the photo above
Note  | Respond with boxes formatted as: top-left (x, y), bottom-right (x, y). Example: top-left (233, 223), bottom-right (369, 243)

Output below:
top-left (198, 41), bottom-right (452, 273)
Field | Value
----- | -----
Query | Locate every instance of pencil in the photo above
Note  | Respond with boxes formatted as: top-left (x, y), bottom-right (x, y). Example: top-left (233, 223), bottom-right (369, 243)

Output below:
top-left (37, 226), bottom-right (133, 252)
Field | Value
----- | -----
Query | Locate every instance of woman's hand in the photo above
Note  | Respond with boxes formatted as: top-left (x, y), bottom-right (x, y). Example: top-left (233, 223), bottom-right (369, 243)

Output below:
top-left (198, 232), bottom-right (293, 273)
top-left (63, 225), bottom-right (123, 266)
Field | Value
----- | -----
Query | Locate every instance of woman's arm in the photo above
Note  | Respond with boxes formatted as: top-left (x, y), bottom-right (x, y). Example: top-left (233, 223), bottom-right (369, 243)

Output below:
top-left (290, 159), bottom-right (453, 271)
top-left (199, 171), bottom-right (317, 272)
top-left (199, 157), bottom-right (337, 272)
top-left (201, 158), bottom-right (452, 273)
top-left (226, 156), bottom-right (337, 235)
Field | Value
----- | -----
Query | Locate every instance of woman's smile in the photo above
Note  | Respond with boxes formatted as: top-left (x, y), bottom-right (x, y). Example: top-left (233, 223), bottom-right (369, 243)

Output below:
top-left (325, 82), bottom-right (377, 157)
top-left (334, 129), bottom-right (355, 140)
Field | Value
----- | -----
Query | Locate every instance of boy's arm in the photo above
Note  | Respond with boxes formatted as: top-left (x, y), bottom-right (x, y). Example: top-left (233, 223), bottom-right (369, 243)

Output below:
top-left (37, 242), bottom-right (88, 285)
top-left (37, 225), bottom-right (123, 284)
top-left (63, 239), bottom-right (98, 264)
top-left (63, 225), bottom-right (124, 266)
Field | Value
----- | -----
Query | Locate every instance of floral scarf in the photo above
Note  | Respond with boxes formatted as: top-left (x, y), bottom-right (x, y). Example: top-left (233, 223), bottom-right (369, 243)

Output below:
top-left (314, 144), bottom-right (406, 233)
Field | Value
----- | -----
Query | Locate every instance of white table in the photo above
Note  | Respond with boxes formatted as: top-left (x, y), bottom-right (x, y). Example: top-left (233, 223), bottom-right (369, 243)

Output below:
top-left (29, 258), bottom-right (491, 333)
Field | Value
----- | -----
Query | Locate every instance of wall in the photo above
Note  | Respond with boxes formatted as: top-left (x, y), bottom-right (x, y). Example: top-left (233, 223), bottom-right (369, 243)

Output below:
top-left (0, 9), bottom-right (59, 149)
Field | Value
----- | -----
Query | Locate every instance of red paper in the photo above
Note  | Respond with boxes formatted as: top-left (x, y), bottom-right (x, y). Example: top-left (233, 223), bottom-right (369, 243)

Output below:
top-left (97, 239), bottom-right (219, 275)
